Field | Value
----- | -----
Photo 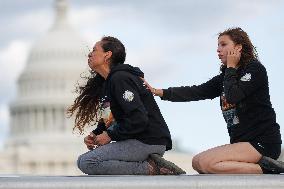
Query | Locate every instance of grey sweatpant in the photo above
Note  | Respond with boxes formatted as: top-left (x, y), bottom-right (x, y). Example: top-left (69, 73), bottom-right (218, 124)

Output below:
top-left (77, 139), bottom-right (166, 175)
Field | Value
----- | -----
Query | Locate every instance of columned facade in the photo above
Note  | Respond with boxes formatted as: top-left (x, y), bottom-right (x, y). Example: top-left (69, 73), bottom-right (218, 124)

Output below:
top-left (1, 0), bottom-right (89, 175)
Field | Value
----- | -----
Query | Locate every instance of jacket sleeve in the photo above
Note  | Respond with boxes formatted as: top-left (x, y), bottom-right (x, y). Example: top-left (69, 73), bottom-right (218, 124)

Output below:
top-left (162, 74), bottom-right (223, 102)
top-left (92, 121), bottom-right (106, 135)
top-left (106, 75), bottom-right (149, 141)
top-left (223, 63), bottom-right (267, 104)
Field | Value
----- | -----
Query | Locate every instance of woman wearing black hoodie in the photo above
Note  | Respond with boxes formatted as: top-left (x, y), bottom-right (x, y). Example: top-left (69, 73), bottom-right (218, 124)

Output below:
top-left (144, 28), bottom-right (284, 174)
top-left (68, 36), bottom-right (185, 175)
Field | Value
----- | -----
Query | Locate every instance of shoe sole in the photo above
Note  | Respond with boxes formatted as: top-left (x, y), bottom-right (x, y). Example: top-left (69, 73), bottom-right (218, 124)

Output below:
top-left (149, 154), bottom-right (186, 175)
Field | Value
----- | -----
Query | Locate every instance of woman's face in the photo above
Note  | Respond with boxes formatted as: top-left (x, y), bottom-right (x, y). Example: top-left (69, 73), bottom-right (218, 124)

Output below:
top-left (217, 35), bottom-right (238, 65)
top-left (88, 41), bottom-right (107, 71)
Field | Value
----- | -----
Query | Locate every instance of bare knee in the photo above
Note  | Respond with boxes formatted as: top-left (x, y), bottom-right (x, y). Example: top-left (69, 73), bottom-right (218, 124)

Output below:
top-left (196, 154), bottom-right (228, 174)
top-left (192, 155), bottom-right (200, 172)
top-left (192, 154), bottom-right (210, 174)
top-left (193, 153), bottom-right (217, 174)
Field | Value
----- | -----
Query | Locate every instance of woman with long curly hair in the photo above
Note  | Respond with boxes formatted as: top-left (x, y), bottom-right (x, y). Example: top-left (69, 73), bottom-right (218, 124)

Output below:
top-left (143, 27), bottom-right (284, 174)
top-left (68, 36), bottom-right (185, 175)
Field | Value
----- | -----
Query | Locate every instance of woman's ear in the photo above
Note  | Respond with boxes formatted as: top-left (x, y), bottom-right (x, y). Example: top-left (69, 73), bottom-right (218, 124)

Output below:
top-left (236, 44), bottom-right (242, 52)
top-left (104, 51), bottom-right (112, 62)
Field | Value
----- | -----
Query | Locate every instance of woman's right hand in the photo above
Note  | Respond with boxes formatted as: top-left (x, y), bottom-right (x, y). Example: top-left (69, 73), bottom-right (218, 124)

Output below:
top-left (226, 47), bottom-right (241, 68)
top-left (84, 132), bottom-right (96, 150)
top-left (141, 78), bottom-right (164, 97)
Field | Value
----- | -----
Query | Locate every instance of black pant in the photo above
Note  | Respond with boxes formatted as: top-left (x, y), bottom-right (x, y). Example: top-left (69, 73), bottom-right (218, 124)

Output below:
top-left (250, 141), bottom-right (281, 160)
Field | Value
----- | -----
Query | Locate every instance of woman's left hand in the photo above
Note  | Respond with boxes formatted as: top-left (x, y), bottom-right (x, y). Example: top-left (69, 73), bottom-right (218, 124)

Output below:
top-left (94, 131), bottom-right (111, 146)
top-left (141, 78), bottom-right (155, 93)
top-left (140, 77), bottom-right (164, 97)
top-left (227, 47), bottom-right (241, 68)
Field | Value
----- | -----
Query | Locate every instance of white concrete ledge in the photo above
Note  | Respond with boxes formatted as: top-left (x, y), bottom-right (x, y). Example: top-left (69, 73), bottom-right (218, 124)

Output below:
top-left (0, 175), bottom-right (284, 189)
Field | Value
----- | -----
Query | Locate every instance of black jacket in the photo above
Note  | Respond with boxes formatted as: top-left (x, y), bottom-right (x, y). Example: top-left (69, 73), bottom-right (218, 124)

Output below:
top-left (162, 60), bottom-right (281, 144)
top-left (102, 64), bottom-right (172, 150)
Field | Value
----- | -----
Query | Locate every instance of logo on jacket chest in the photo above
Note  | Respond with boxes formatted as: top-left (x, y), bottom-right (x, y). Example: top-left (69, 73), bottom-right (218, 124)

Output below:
top-left (240, 73), bottom-right (251, 81)
top-left (123, 90), bottom-right (134, 102)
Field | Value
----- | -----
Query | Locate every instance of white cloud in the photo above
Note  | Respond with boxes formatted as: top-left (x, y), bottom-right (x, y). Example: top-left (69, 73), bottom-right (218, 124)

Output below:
top-left (14, 9), bottom-right (52, 34)
top-left (0, 9), bottom-right (52, 45)
top-left (0, 40), bottom-right (31, 83)
top-left (0, 40), bottom-right (31, 103)
top-left (70, 7), bottom-right (107, 29)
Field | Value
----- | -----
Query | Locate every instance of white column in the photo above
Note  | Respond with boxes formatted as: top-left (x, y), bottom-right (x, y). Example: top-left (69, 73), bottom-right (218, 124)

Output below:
top-left (46, 107), bottom-right (53, 131)
top-left (21, 110), bottom-right (25, 134)
top-left (42, 108), bottom-right (46, 131)
top-left (57, 107), bottom-right (66, 131)
top-left (26, 108), bottom-right (31, 134)
top-left (25, 109), bottom-right (30, 134)
top-left (17, 111), bottom-right (22, 135)
top-left (14, 111), bottom-right (19, 135)
top-left (51, 107), bottom-right (56, 130)
top-left (24, 109), bottom-right (29, 134)
top-left (54, 107), bottom-right (61, 131)
top-left (29, 108), bottom-right (35, 134)
top-left (63, 107), bottom-right (69, 132)
top-left (54, 107), bottom-right (59, 131)
top-left (37, 108), bottom-right (44, 132)
top-left (10, 111), bottom-right (15, 136)
top-left (27, 108), bottom-right (31, 133)
top-left (34, 109), bottom-right (38, 133)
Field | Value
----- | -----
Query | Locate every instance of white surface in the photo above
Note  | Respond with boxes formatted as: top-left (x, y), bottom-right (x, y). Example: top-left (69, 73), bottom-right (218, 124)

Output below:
top-left (0, 175), bottom-right (284, 189)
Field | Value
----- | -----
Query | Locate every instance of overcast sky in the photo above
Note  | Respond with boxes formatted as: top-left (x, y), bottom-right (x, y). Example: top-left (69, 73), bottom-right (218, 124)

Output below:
top-left (0, 0), bottom-right (284, 153)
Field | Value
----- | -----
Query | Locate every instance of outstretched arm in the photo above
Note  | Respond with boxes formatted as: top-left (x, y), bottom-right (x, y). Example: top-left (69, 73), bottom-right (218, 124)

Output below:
top-left (142, 74), bottom-right (223, 102)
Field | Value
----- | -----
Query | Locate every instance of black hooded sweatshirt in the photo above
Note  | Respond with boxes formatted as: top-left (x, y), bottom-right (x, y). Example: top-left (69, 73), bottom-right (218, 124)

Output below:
top-left (161, 60), bottom-right (281, 144)
top-left (101, 64), bottom-right (172, 150)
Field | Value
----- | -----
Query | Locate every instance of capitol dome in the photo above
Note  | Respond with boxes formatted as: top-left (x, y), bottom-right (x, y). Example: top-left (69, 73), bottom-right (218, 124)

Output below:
top-left (28, 0), bottom-right (87, 68)
top-left (4, 0), bottom-right (89, 175)
top-left (14, 2), bottom-right (87, 105)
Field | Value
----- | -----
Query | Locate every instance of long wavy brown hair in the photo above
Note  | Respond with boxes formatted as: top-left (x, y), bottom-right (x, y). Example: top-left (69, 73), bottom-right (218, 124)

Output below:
top-left (67, 36), bottom-right (126, 134)
top-left (219, 27), bottom-right (259, 72)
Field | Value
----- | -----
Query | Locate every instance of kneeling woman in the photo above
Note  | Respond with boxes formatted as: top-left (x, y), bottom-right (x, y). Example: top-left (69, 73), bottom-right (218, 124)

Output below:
top-left (144, 28), bottom-right (284, 174)
top-left (68, 36), bottom-right (185, 175)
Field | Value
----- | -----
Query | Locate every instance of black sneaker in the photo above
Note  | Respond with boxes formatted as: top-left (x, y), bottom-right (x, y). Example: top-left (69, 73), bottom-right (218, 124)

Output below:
top-left (258, 156), bottom-right (284, 174)
top-left (149, 154), bottom-right (186, 175)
